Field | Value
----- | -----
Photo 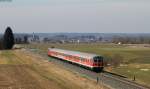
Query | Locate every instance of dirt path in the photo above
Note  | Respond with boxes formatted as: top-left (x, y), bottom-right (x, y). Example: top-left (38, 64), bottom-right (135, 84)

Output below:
top-left (0, 49), bottom-right (109, 89)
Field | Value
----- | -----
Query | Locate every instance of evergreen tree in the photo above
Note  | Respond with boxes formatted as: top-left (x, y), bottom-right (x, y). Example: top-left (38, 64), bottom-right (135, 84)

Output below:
top-left (3, 27), bottom-right (15, 49)
top-left (0, 39), bottom-right (3, 49)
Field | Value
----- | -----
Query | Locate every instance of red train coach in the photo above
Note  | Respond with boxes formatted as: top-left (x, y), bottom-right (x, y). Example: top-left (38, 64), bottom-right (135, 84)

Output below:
top-left (48, 48), bottom-right (104, 72)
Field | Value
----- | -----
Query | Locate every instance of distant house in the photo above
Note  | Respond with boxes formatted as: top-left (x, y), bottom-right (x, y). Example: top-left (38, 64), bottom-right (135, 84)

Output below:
top-left (118, 42), bottom-right (122, 45)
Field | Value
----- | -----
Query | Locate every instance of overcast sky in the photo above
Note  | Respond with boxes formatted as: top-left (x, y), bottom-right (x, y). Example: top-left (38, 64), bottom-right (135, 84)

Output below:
top-left (0, 0), bottom-right (150, 33)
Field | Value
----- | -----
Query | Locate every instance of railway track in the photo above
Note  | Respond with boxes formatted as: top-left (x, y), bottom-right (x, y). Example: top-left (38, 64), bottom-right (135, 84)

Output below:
top-left (27, 48), bottom-right (150, 89)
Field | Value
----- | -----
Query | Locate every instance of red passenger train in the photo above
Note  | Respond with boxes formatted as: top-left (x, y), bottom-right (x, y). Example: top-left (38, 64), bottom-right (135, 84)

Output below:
top-left (48, 48), bottom-right (104, 72)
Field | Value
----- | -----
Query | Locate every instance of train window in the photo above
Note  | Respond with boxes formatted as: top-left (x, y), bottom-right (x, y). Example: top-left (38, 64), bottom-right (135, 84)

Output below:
top-left (87, 59), bottom-right (90, 63)
top-left (80, 57), bottom-right (83, 61)
top-left (86, 59), bottom-right (88, 62)
top-left (98, 57), bottom-right (101, 62)
top-left (98, 57), bottom-right (102, 62)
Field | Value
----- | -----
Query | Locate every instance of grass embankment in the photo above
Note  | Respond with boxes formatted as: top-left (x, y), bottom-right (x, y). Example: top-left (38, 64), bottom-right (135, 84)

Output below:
top-left (0, 49), bottom-right (107, 89)
top-left (23, 43), bottom-right (150, 86)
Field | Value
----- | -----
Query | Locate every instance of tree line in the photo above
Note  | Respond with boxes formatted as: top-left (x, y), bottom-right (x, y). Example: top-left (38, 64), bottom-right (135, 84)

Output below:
top-left (112, 36), bottom-right (150, 44)
top-left (15, 35), bottom-right (29, 44)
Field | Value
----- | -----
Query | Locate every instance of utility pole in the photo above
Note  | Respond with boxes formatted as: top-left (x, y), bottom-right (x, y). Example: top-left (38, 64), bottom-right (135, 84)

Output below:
top-left (133, 72), bottom-right (137, 81)
top-left (133, 75), bottom-right (136, 81)
top-left (97, 77), bottom-right (99, 84)
top-left (32, 32), bottom-right (35, 42)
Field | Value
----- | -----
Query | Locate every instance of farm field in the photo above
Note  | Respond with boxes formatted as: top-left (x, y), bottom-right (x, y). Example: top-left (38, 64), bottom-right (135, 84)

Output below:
top-left (23, 43), bottom-right (150, 86)
top-left (0, 49), bottom-right (108, 89)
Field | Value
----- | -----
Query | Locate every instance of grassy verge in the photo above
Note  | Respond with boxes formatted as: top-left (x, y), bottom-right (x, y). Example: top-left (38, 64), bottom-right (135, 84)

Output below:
top-left (112, 64), bottom-right (150, 85)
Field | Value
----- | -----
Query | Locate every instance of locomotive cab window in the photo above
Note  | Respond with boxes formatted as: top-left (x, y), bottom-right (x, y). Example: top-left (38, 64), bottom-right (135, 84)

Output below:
top-left (94, 59), bottom-right (97, 62)
top-left (94, 56), bottom-right (103, 62)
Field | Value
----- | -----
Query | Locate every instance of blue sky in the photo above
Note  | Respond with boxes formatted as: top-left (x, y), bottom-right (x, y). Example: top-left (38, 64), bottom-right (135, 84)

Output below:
top-left (0, 0), bottom-right (150, 33)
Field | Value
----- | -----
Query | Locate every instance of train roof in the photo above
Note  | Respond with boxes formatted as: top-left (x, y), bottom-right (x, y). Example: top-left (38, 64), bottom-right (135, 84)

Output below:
top-left (48, 48), bottom-right (102, 59)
